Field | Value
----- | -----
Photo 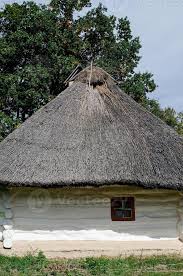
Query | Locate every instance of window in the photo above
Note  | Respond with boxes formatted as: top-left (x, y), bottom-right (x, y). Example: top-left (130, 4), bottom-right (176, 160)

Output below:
top-left (111, 197), bottom-right (135, 221)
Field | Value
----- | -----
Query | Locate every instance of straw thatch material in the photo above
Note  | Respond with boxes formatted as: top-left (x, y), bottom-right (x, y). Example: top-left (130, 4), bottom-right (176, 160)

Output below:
top-left (0, 66), bottom-right (183, 189)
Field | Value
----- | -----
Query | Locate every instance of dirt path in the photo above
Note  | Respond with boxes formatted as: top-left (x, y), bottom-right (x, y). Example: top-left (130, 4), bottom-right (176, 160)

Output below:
top-left (0, 240), bottom-right (183, 258)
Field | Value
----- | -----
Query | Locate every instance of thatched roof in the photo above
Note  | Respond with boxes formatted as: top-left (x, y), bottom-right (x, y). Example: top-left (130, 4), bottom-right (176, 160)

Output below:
top-left (0, 66), bottom-right (183, 189)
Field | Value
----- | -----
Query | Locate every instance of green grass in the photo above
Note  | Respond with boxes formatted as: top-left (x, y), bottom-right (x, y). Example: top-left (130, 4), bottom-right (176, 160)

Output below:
top-left (0, 252), bottom-right (183, 275)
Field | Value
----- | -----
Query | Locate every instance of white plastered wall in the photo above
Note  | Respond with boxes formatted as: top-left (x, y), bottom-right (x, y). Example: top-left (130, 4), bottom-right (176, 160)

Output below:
top-left (0, 188), bottom-right (14, 248)
top-left (1, 185), bottom-right (180, 243)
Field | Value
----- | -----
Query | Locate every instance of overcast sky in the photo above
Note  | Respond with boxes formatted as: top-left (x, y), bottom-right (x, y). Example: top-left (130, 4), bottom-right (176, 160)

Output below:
top-left (1, 0), bottom-right (182, 112)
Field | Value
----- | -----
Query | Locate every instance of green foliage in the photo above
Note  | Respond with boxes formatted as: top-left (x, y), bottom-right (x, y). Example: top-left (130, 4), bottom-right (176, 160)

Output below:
top-left (144, 99), bottom-right (183, 135)
top-left (121, 72), bottom-right (156, 102)
top-left (0, 111), bottom-right (19, 141)
top-left (76, 3), bottom-right (116, 61)
top-left (176, 112), bottom-right (183, 136)
top-left (50, 0), bottom-right (91, 19)
top-left (160, 108), bottom-right (183, 136)
top-left (0, 1), bottom-right (182, 140)
top-left (0, 253), bottom-right (183, 275)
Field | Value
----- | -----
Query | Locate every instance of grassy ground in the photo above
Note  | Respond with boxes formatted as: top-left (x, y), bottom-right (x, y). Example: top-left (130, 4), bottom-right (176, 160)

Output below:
top-left (0, 252), bottom-right (183, 275)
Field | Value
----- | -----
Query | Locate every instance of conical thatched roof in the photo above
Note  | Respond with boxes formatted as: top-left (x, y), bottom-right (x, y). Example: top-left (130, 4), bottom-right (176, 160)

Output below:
top-left (0, 66), bottom-right (183, 189)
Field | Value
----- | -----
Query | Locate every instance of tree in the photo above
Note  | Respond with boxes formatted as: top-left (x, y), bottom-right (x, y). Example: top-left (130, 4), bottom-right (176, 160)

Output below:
top-left (0, 0), bottom-right (182, 141)
top-left (143, 100), bottom-right (183, 136)
top-left (176, 112), bottom-right (183, 136)
top-left (50, 0), bottom-right (91, 20)
top-left (0, 112), bottom-right (19, 141)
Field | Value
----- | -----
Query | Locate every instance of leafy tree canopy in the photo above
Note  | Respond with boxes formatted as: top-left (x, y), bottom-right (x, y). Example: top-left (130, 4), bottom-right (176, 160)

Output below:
top-left (0, 0), bottom-right (182, 141)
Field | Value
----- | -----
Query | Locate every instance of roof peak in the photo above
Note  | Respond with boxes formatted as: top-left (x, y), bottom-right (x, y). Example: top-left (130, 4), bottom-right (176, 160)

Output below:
top-left (70, 66), bottom-right (116, 87)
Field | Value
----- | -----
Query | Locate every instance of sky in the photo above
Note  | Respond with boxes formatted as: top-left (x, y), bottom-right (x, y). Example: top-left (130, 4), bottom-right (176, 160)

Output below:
top-left (0, 0), bottom-right (183, 112)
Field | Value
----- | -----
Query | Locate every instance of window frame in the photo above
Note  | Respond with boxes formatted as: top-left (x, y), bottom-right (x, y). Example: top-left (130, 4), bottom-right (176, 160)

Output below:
top-left (111, 196), bottom-right (135, 221)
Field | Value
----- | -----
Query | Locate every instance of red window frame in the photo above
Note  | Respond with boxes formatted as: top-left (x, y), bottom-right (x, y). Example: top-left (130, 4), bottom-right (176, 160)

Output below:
top-left (111, 197), bottom-right (135, 221)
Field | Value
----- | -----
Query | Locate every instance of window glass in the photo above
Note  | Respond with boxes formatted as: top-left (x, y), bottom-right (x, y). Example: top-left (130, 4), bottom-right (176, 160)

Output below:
top-left (111, 197), bottom-right (135, 221)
